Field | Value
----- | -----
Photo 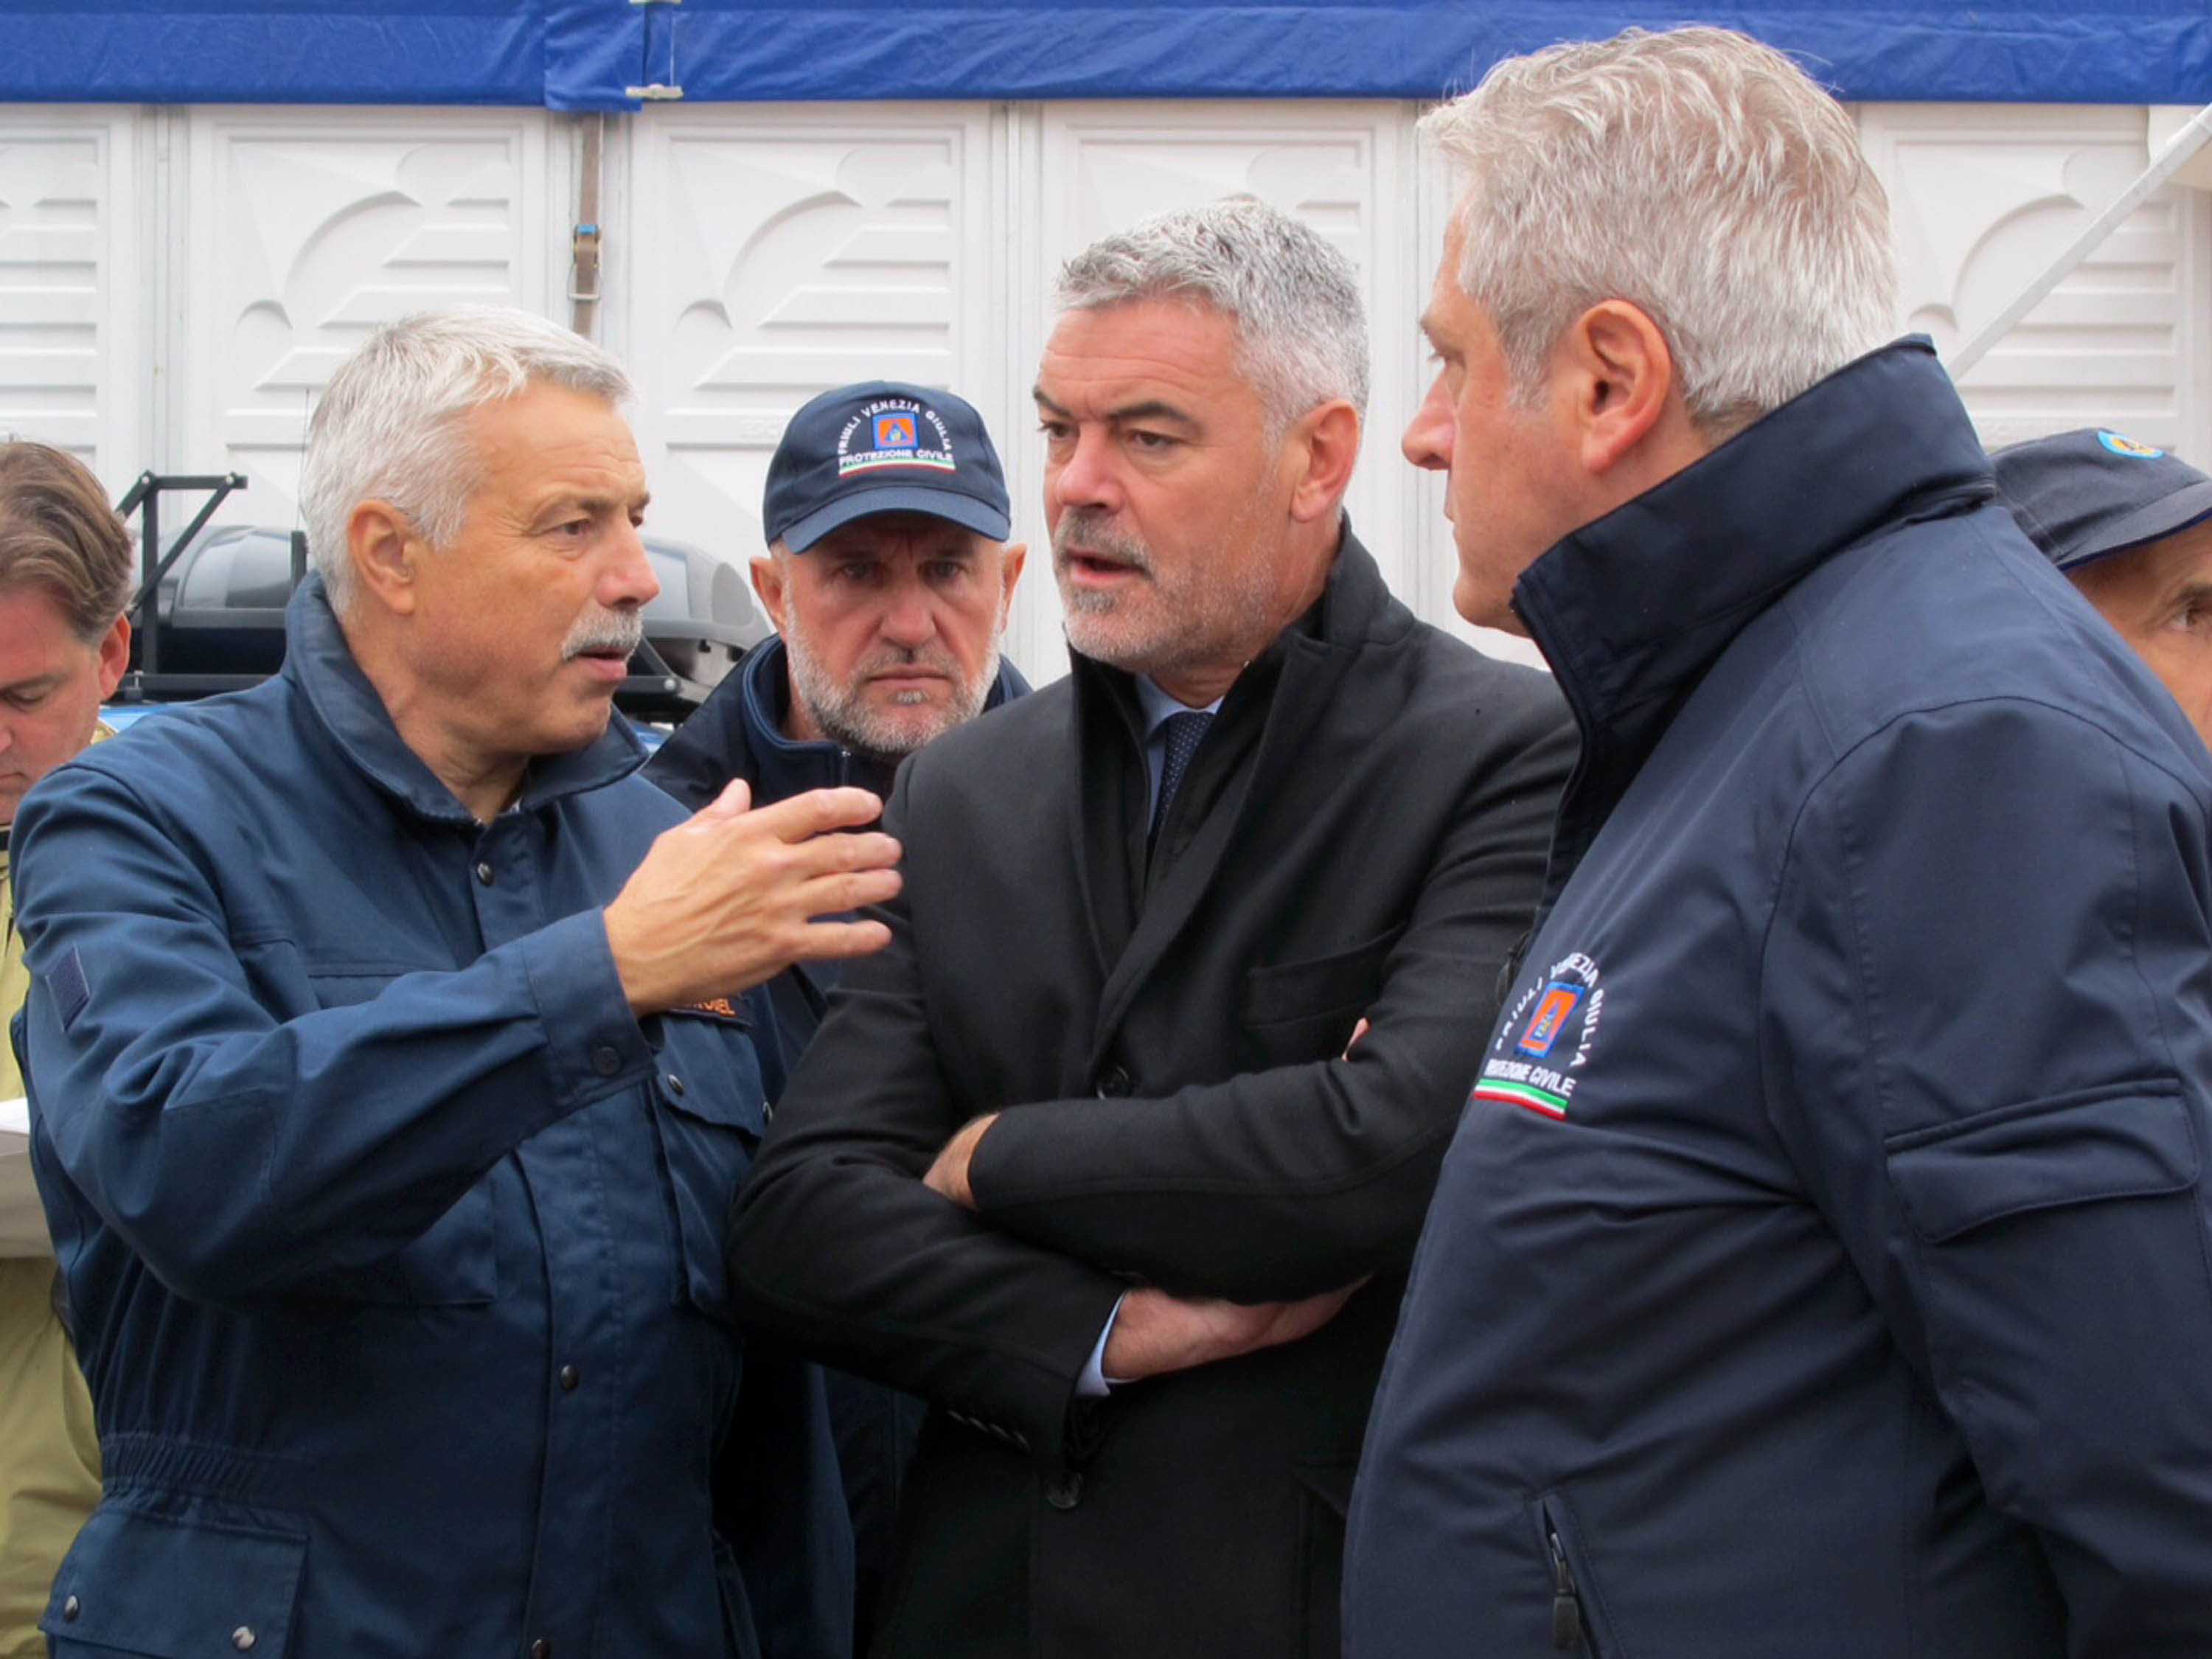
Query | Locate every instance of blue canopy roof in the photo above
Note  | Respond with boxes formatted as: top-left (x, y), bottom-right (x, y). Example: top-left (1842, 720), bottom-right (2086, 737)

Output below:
top-left (4, 2), bottom-right (2208, 108)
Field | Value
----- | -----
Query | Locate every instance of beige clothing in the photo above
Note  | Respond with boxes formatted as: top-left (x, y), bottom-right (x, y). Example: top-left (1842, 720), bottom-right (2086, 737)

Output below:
top-left (0, 725), bottom-right (108, 1656)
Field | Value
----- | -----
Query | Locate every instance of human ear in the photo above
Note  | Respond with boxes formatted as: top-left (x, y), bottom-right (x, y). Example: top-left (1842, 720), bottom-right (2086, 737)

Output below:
top-left (750, 553), bottom-right (791, 634)
top-left (994, 541), bottom-right (1027, 625)
top-left (1562, 301), bottom-right (1675, 476)
top-left (94, 614), bottom-right (130, 700)
top-left (1287, 400), bottom-right (1362, 524)
top-left (347, 501), bottom-right (422, 617)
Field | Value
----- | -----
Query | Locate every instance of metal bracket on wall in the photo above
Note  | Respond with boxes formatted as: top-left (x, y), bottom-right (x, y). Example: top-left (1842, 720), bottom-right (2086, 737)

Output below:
top-left (569, 222), bottom-right (602, 300)
top-left (1949, 101), bottom-right (2212, 378)
top-left (112, 470), bottom-right (253, 693)
top-left (626, 0), bottom-right (684, 102)
top-left (570, 114), bottom-right (605, 336)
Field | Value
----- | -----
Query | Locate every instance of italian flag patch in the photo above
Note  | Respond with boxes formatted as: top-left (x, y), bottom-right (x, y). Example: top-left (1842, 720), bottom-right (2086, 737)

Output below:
top-left (1472, 1079), bottom-right (1570, 1120)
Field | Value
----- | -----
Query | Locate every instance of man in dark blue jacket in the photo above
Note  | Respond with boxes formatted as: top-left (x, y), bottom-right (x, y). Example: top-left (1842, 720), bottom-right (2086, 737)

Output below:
top-left (648, 382), bottom-right (1028, 1649)
top-left (1346, 26), bottom-right (2212, 1657)
top-left (649, 380), bottom-right (1029, 1054)
top-left (12, 307), bottom-right (900, 1659)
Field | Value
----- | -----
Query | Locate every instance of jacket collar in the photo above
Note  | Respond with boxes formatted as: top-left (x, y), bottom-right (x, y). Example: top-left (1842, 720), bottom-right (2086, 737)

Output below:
top-left (1072, 524), bottom-right (1403, 1050)
top-left (1514, 338), bottom-right (1991, 811)
top-left (735, 634), bottom-right (1034, 801)
top-left (285, 574), bottom-right (645, 825)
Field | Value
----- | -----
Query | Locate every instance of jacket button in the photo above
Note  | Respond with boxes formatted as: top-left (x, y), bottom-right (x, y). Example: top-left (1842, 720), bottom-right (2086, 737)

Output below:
top-left (664, 1072), bottom-right (686, 1097)
top-left (474, 860), bottom-right (495, 886)
top-left (1045, 1472), bottom-right (1084, 1509)
top-left (62, 1596), bottom-right (79, 1621)
top-left (1096, 1067), bottom-right (1132, 1098)
top-left (559, 1363), bottom-right (580, 1392)
top-left (232, 1629), bottom-right (257, 1652)
top-left (532, 1641), bottom-right (552, 1659)
top-left (590, 1045), bottom-right (622, 1077)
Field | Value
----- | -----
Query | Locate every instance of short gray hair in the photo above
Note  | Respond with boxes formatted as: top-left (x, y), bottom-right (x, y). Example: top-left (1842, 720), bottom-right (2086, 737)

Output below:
top-left (1423, 26), bottom-right (1899, 440)
top-left (1055, 198), bottom-right (1369, 434)
top-left (299, 307), bottom-right (633, 613)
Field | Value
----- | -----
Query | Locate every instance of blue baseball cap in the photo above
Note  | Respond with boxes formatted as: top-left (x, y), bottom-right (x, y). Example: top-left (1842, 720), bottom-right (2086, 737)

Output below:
top-left (763, 380), bottom-right (1011, 553)
top-left (1991, 428), bottom-right (2212, 572)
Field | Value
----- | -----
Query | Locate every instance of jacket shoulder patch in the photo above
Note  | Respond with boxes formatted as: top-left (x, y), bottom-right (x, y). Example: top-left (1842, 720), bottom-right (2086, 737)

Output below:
top-left (49, 947), bottom-right (90, 1031)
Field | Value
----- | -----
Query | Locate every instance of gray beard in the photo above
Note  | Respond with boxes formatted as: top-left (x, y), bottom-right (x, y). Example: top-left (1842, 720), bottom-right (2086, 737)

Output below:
top-left (781, 622), bottom-right (1000, 766)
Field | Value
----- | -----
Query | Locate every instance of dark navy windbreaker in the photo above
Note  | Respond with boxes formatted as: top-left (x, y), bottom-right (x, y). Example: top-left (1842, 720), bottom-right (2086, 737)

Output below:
top-left (12, 580), bottom-right (849, 1659)
top-left (1346, 341), bottom-right (2212, 1656)
top-left (645, 632), bottom-right (1029, 1652)
top-left (646, 635), bottom-right (1029, 1052)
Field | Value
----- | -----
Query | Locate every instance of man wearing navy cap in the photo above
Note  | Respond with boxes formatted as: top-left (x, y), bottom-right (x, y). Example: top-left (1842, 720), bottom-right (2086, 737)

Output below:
top-left (650, 382), bottom-right (1028, 828)
top-left (1993, 428), bottom-right (2212, 750)
top-left (647, 382), bottom-right (1026, 1651)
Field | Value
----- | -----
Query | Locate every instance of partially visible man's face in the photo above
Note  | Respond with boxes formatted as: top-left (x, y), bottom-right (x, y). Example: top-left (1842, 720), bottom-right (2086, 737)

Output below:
top-left (2067, 520), bottom-right (2212, 753)
top-left (754, 512), bottom-right (1022, 764)
top-left (400, 380), bottom-right (657, 772)
top-left (1035, 299), bottom-right (1317, 695)
top-left (1405, 218), bottom-right (1588, 633)
top-left (0, 585), bottom-right (128, 827)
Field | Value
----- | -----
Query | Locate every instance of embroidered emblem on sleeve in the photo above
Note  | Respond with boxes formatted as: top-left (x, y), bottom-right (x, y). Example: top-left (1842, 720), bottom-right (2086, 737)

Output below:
top-left (1473, 951), bottom-right (1603, 1121)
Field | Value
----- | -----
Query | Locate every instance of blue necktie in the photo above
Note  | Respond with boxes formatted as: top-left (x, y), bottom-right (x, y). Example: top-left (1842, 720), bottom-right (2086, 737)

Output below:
top-left (1150, 710), bottom-right (1213, 841)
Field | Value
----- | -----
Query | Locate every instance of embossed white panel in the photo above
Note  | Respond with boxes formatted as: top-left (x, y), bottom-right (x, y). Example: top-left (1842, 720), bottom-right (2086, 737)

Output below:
top-left (0, 108), bottom-right (141, 493)
top-left (181, 108), bottom-right (565, 535)
top-left (1861, 102), bottom-right (2212, 460)
top-left (8, 93), bottom-right (2188, 686)
top-left (621, 104), bottom-right (1003, 622)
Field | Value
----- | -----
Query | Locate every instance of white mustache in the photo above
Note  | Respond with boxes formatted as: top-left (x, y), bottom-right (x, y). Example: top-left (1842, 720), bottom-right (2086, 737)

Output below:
top-left (562, 608), bottom-right (644, 661)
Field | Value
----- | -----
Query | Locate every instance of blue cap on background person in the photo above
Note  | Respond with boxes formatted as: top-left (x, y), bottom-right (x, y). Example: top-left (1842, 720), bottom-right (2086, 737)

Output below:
top-left (764, 381), bottom-right (1012, 552)
top-left (1991, 428), bottom-right (2212, 572)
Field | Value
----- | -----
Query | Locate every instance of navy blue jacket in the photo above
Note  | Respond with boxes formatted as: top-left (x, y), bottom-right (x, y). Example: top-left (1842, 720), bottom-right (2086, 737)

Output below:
top-left (647, 633), bottom-right (1029, 1653)
top-left (13, 580), bottom-right (849, 1659)
top-left (1346, 341), bottom-right (2212, 1656)
top-left (647, 639), bottom-right (1030, 1051)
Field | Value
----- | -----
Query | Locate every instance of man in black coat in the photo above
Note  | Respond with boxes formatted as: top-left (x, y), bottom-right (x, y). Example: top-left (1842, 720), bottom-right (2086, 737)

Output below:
top-left (728, 198), bottom-right (1574, 1659)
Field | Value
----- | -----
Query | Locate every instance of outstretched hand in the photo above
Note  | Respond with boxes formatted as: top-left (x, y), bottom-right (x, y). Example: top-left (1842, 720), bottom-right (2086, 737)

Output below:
top-left (604, 780), bottom-right (902, 1015)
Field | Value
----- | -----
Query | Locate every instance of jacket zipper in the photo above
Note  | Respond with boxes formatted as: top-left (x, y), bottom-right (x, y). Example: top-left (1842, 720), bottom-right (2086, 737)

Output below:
top-left (1548, 1523), bottom-right (1585, 1652)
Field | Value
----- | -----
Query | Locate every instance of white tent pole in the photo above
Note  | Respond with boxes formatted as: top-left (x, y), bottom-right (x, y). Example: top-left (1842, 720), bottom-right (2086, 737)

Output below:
top-left (1947, 100), bottom-right (2212, 379)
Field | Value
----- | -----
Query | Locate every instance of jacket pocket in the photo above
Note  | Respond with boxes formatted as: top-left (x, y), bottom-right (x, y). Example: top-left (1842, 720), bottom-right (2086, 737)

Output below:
top-left (1528, 1491), bottom-right (1620, 1657)
top-left (44, 1503), bottom-right (306, 1657)
top-left (648, 1015), bottom-right (768, 1320)
top-left (1885, 1085), bottom-right (2198, 1242)
top-left (1242, 927), bottom-right (1406, 1063)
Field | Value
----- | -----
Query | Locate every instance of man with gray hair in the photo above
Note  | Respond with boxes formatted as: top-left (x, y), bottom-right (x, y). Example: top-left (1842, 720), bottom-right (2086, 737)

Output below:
top-left (13, 307), bottom-right (897, 1657)
top-left (727, 198), bottom-right (1573, 1658)
top-left (1347, 27), bottom-right (2212, 1655)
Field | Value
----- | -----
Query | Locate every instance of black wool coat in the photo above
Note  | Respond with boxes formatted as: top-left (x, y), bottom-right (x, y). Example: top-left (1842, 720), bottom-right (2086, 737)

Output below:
top-left (728, 532), bottom-right (1575, 1659)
